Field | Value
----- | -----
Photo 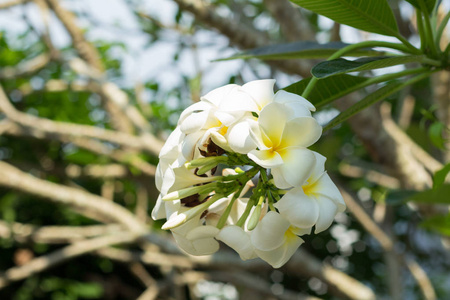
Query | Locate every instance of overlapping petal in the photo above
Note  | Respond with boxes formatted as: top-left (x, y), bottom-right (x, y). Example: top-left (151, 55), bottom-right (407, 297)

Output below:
top-left (216, 226), bottom-right (256, 260)
top-left (251, 211), bottom-right (290, 251)
top-left (275, 147), bottom-right (316, 187)
top-left (274, 187), bottom-right (320, 228)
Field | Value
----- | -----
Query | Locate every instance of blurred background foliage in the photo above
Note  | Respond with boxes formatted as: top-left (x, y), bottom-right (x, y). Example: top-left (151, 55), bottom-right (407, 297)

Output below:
top-left (0, 0), bottom-right (449, 299)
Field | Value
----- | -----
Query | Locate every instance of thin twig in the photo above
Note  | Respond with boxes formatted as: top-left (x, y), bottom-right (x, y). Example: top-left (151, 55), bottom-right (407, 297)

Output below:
top-left (0, 221), bottom-right (124, 244)
top-left (0, 0), bottom-right (30, 9)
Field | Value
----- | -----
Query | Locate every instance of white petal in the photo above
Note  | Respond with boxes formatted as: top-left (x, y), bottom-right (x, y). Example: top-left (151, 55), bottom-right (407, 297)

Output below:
top-left (191, 237), bottom-right (220, 255)
top-left (259, 102), bottom-right (289, 147)
top-left (241, 79), bottom-right (276, 110)
top-left (255, 234), bottom-right (303, 268)
top-left (291, 226), bottom-right (312, 236)
top-left (172, 231), bottom-right (219, 256)
top-left (178, 102), bottom-right (211, 127)
top-left (314, 173), bottom-right (346, 212)
top-left (208, 197), bottom-right (230, 214)
top-left (278, 147), bottom-right (316, 187)
top-left (251, 211), bottom-right (290, 251)
top-left (274, 187), bottom-right (320, 228)
top-left (159, 127), bottom-right (184, 160)
top-left (201, 84), bottom-right (238, 106)
top-left (217, 226), bottom-right (257, 260)
top-left (210, 130), bottom-right (233, 152)
top-left (151, 194), bottom-right (166, 220)
top-left (220, 89), bottom-right (259, 112)
top-left (179, 110), bottom-right (210, 134)
top-left (279, 117), bottom-right (322, 149)
top-left (248, 149), bottom-right (284, 168)
top-left (274, 90), bottom-right (316, 111)
top-left (155, 163), bottom-right (164, 191)
top-left (186, 225), bottom-right (220, 240)
top-left (227, 120), bottom-right (257, 154)
top-left (314, 196), bottom-right (338, 233)
top-left (309, 151), bottom-right (327, 182)
top-left (284, 102), bottom-right (312, 118)
top-left (181, 130), bottom-right (204, 160)
top-left (270, 167), bottom-right (292, 189)
top-left (215, 110), bottom-right (243, 127)
top-left (248, 118), bottom-right (270, 150)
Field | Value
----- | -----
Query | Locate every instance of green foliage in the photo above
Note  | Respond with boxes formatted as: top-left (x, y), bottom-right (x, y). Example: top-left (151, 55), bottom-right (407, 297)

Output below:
top-left (323, 80), bottom-right (404, 130)
top-left (283, 75), bottom-right (368, 108)
top-left (405, 0), bottom-right (436, 14)
top-left (290, 0), bottom-right (399, 37)
top-left (433, 163), bottom-right (450, 189)
top-left (421, 214), bottom-right (450, 236)
top-left (311, 55), bottom-right (425, 78)
top-left (218, 41), bottom-right (382, 61)
top-left (428, 121), bottom-right (445, 149)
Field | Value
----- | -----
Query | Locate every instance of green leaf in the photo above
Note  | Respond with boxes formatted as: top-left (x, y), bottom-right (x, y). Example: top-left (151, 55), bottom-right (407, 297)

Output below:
top-left (324, 81), bottom-right (403, 130)
top-left (408, 184), bottom-right (450, 204)
top-left (216, 41), bottom-right (382, 61)
top-left (433, 163), bottom-right (450, 189)
top-left (420, 214), bottom-right (450, 236)
top-left (283, 74), bottom-right (368, 108)
top-left (290, 0), bottom-right (399, 37)
top-left (428, 121), bottom-right (445, 149)
top-left (312, 55), bottom-right (424, 78)
top-left (405, 0), bottom-right (436, 14)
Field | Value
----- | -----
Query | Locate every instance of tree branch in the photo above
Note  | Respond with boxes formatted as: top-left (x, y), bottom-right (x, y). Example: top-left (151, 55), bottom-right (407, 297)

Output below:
top-left (0, 85), bottom-right (162, 155)
top-left (0, 221), bottom-right (124, 244)
top-left (0, 53), bottom-right (51, 79)
top-left (0, 160), bottom-right (146, 233)
top-left (171, 0), bottom-right (313, 77)
top-left (0, 0), bottom-right (30, 9)
top-left (0, 232), bottom-right (138, 289)
top-left (339, 186), bottom-right (436, 300)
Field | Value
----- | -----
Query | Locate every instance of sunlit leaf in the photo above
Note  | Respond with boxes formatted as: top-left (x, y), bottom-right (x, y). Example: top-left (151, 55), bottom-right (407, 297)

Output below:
top-left (420, 214), bottom-right (450, 236)
top-left (290, 0), bottom-right (399, 37)
top-left (216, 41), bottom-right (382, 61)
top-left (283, 75), bottom-right (368, 108)
top-left (428, 121), bottom-right (445, 149)
top-left (324, 81), bottom-right (403, 130)
top-left (433, 163), bottom-right (450, 189)
top-left (312, 56), bottom-right (424, 78)
top-left (408, 184), bottom-right (450, 204)
top-left (405, 0), bottom-right (436, 14)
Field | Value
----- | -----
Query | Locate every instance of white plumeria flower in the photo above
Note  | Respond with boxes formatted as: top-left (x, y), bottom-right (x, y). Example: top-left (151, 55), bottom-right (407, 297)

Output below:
top-left (214, 80), bottom-right (316, 154)
top-left (178, 92), bottom-right (235, 157)
top-left (216, 225), bottom-right (257, 260)
top-left (250, 211), bottom-right (304, 268)
top-left (274, 152), bottom-right (346, 233)
top-left (171, 217), bottom-right (220, 256)
top-left (164, 196), bottom-right (231, 256)
top-left (248, 102), bottom-right (322, 188)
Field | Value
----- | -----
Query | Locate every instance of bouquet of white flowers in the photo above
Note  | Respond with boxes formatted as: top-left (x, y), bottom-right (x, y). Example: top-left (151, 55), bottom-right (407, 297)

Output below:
top-left (153, 80), bottom-right (345, 268)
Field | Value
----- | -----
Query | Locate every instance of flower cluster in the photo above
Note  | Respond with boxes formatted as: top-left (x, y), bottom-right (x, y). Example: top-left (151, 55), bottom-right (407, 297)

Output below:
top-left (152, 80), bottom-right (345, 268)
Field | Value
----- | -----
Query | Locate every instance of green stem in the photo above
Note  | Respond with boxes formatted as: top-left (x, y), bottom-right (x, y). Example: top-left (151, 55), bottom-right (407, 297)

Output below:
top-left (216, 184), bottom-right (245, 229)
top-left (435, 10), bottom-right (450, 50)
top-left (323, 71), bottom-right (437, 131)
top-left (417, 9), bottom-right (427, 52)
top-left (394, 33), bottom-right (422, 54)
top-left (315, 67), bottom-right (429, 109)
top-left (301, 40), bottom-right (421, 99)
top-left (236, 197), bottom-right (255, 227)
top-left (418, 0), bottom-right (439, 57)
